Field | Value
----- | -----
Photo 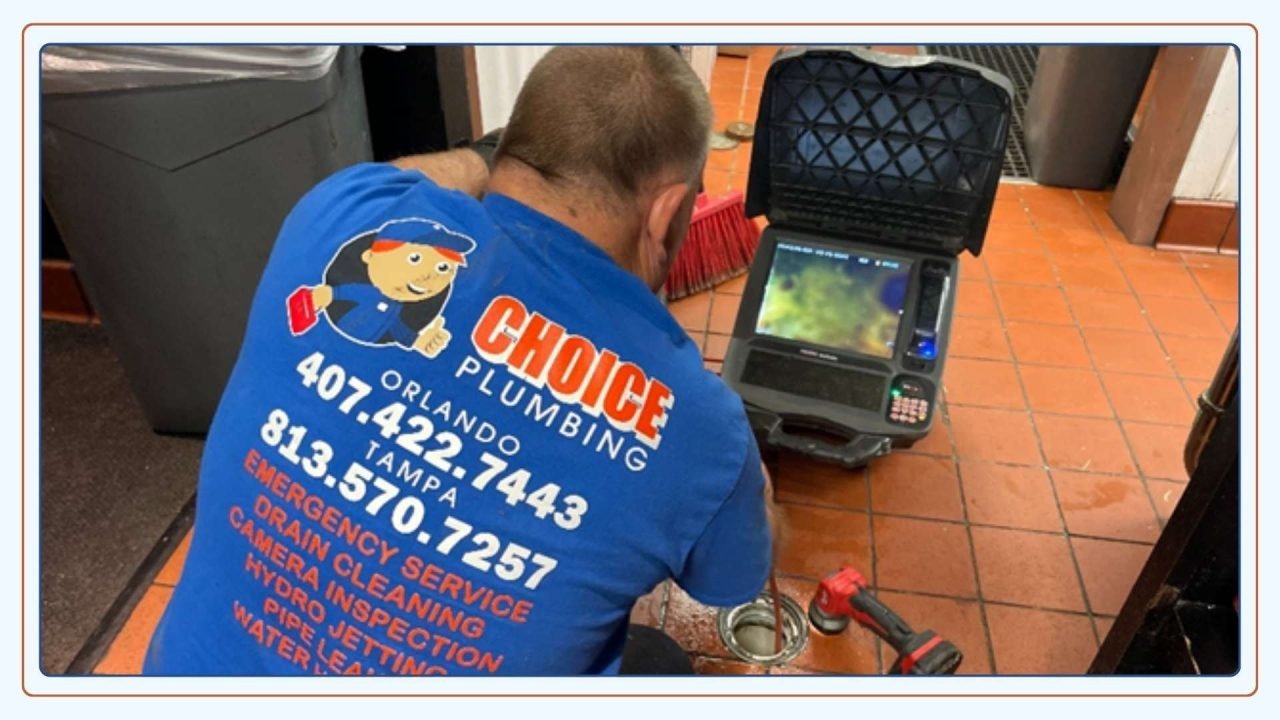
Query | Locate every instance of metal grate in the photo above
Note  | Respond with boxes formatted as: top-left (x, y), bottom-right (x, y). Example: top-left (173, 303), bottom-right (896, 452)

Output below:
top-left (925, 45), bottom-right (1038, 178)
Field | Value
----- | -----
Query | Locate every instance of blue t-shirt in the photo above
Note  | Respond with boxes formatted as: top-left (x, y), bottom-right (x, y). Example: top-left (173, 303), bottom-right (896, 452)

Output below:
top-left (143, 163), bottom-right (772, 676)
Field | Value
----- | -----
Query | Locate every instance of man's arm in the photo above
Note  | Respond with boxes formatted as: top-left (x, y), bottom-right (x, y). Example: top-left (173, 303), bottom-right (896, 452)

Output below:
top-left (390, 148), bottom-right (490, 198)
top-left (673, 440), bottom-right (776, 607)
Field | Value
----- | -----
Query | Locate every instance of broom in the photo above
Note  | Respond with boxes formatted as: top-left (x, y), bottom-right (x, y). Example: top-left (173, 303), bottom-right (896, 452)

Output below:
top-left (664, 191), bottom-right (761, 300)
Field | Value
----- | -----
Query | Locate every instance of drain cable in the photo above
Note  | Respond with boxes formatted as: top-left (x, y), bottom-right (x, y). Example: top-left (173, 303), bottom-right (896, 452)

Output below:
top-left (769, 572), bottom-right (784, 655)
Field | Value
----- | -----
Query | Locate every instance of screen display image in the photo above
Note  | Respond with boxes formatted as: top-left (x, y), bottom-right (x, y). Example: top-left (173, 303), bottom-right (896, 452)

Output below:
top-left (755, 241), bottom-right (913, 359)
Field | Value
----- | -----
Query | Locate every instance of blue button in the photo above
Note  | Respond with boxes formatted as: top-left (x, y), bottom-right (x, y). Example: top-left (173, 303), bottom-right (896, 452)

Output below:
top-left (916, 337), bottom-right (937, 360)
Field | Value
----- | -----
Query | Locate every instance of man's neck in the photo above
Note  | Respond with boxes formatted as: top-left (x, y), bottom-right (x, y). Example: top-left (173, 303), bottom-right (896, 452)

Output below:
top-left (486, 160), bottom-right (641, 274)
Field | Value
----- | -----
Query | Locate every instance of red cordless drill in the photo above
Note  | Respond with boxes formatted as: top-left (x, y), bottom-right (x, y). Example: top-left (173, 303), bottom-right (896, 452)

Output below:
top-left (808, 566), bottom-right (963, 675)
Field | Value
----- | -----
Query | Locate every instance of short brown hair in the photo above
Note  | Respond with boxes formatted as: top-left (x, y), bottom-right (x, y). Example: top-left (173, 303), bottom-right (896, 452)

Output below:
top-left (496, 46), bottom-right (712, 199)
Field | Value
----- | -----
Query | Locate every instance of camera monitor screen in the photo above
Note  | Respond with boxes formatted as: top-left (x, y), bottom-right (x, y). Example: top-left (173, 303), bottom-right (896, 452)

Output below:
top-left (754, 241), bottom-right (913, 359)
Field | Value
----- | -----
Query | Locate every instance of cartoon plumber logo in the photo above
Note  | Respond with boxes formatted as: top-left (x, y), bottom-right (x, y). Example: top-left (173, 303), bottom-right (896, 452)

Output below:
top-left (287, 218), bottom-right (476, 358)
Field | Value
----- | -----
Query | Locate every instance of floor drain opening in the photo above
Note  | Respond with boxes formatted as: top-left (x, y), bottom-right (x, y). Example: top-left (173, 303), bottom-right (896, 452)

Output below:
top-left (717, 591), bottom-right (808, 666)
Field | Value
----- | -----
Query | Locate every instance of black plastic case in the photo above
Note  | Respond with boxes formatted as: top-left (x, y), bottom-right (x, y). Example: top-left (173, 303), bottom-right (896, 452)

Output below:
top-left (722, 47), bottom-right (1013, 468)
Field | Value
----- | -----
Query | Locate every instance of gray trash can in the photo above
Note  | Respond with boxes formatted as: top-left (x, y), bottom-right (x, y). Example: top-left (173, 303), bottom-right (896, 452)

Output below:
top-left (42, 45), bottom-right (373, 433)
top-left (1024, 45), bottom-right (1158, 189)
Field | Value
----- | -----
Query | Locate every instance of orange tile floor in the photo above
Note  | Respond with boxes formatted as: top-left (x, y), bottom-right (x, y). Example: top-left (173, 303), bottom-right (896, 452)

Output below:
top-left (656, 195), bottom-right (1235, 676)
top-left (91, 46), bottom-right (1240, 677)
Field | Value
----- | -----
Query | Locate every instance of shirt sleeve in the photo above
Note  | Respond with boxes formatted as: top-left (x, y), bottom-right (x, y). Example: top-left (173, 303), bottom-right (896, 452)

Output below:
top-left (674, 431), bottom-right (773, 607)
top-left (389, 319), bottom-right (421, 347)
top-left (330, 284), bottom-right (360, 303)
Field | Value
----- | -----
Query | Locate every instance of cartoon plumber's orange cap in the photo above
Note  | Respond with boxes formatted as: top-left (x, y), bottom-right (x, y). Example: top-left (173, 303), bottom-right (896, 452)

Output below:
top-left (372, 220), bottom-right (476, 266)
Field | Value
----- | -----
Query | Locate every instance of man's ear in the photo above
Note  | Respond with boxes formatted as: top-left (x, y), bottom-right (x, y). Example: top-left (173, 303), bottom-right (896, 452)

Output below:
top-left (645, 182), bottom-right (693, 252)
top-left (361, 249), bottom-right (373, 264)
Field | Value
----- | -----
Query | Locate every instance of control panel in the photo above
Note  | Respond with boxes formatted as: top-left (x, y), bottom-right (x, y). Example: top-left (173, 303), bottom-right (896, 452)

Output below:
top-left (886, 376), bottom-right (935, 427)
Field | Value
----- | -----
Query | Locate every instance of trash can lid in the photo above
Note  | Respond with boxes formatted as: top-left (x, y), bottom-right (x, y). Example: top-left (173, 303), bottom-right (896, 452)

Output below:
top-left (40, 45), bottom-right (341, 94)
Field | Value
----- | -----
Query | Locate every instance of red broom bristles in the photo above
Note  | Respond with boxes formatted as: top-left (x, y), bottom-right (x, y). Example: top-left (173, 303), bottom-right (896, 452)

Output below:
top-left (664, 191), bottom-right (761, 300)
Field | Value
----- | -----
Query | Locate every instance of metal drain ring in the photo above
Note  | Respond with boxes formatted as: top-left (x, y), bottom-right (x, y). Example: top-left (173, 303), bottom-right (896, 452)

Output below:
top-left (716, 591), bottom-right (808, 666)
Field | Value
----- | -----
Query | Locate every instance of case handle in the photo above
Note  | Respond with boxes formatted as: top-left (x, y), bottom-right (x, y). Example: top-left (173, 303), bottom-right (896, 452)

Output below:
top-left (746, 405), bottom-right (893, 469)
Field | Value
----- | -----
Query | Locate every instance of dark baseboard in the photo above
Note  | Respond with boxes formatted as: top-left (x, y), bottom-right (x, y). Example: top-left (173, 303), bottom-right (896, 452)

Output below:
top-left (1154, 198), bottom-right (1239, 255)
top-left (40, 259), bottom-right (95, 323)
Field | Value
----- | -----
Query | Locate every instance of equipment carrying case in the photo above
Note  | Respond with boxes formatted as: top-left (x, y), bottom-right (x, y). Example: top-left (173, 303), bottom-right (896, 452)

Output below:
top-left (722, 47), bottom-right (1014, 468)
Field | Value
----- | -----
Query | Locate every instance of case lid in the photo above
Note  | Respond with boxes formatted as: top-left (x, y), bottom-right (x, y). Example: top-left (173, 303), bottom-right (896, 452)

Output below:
top-left (744, 47), bottom-right (1014, 257)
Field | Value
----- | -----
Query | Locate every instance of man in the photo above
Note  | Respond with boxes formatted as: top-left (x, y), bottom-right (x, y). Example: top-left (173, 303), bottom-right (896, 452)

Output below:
top-left (144, 45), bottom-right (776, 676)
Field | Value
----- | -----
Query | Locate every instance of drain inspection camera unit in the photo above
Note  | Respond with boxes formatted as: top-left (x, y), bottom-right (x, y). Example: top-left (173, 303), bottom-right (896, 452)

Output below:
top-left (723, 47), bottom-right (1014, 468)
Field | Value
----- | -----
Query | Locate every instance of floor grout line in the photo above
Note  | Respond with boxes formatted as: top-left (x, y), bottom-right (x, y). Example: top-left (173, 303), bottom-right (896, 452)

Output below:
top-left (938, 400), bottom-right (1198, 434)
top-left (976, 193), bottom-right (1103, 647)
top-left (958, 431), bottom-right (1163, 477)
top-left (879, 292), bottom-right (996, 650)
top-left (771, 569), bottom-right (1111, 619)
top-left (1069, 189), bottom-right (1197, 539)
top-left (775, 494), bottom-right (1161, 545)
top-left (940, 385), bottom-right (1000, 675)
top-left (861, 463), bottom-right (885, 674)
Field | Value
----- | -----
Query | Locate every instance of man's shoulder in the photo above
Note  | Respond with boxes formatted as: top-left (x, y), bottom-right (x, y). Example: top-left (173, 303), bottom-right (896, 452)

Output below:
top-left (306, 162), bottom-right (416, 203)
top-left (678, 362), bottom-right (748, 416)
top-left (288, 163), bottom-right (487, 238)
top-left (648, 344), bottom-right (754, 452)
